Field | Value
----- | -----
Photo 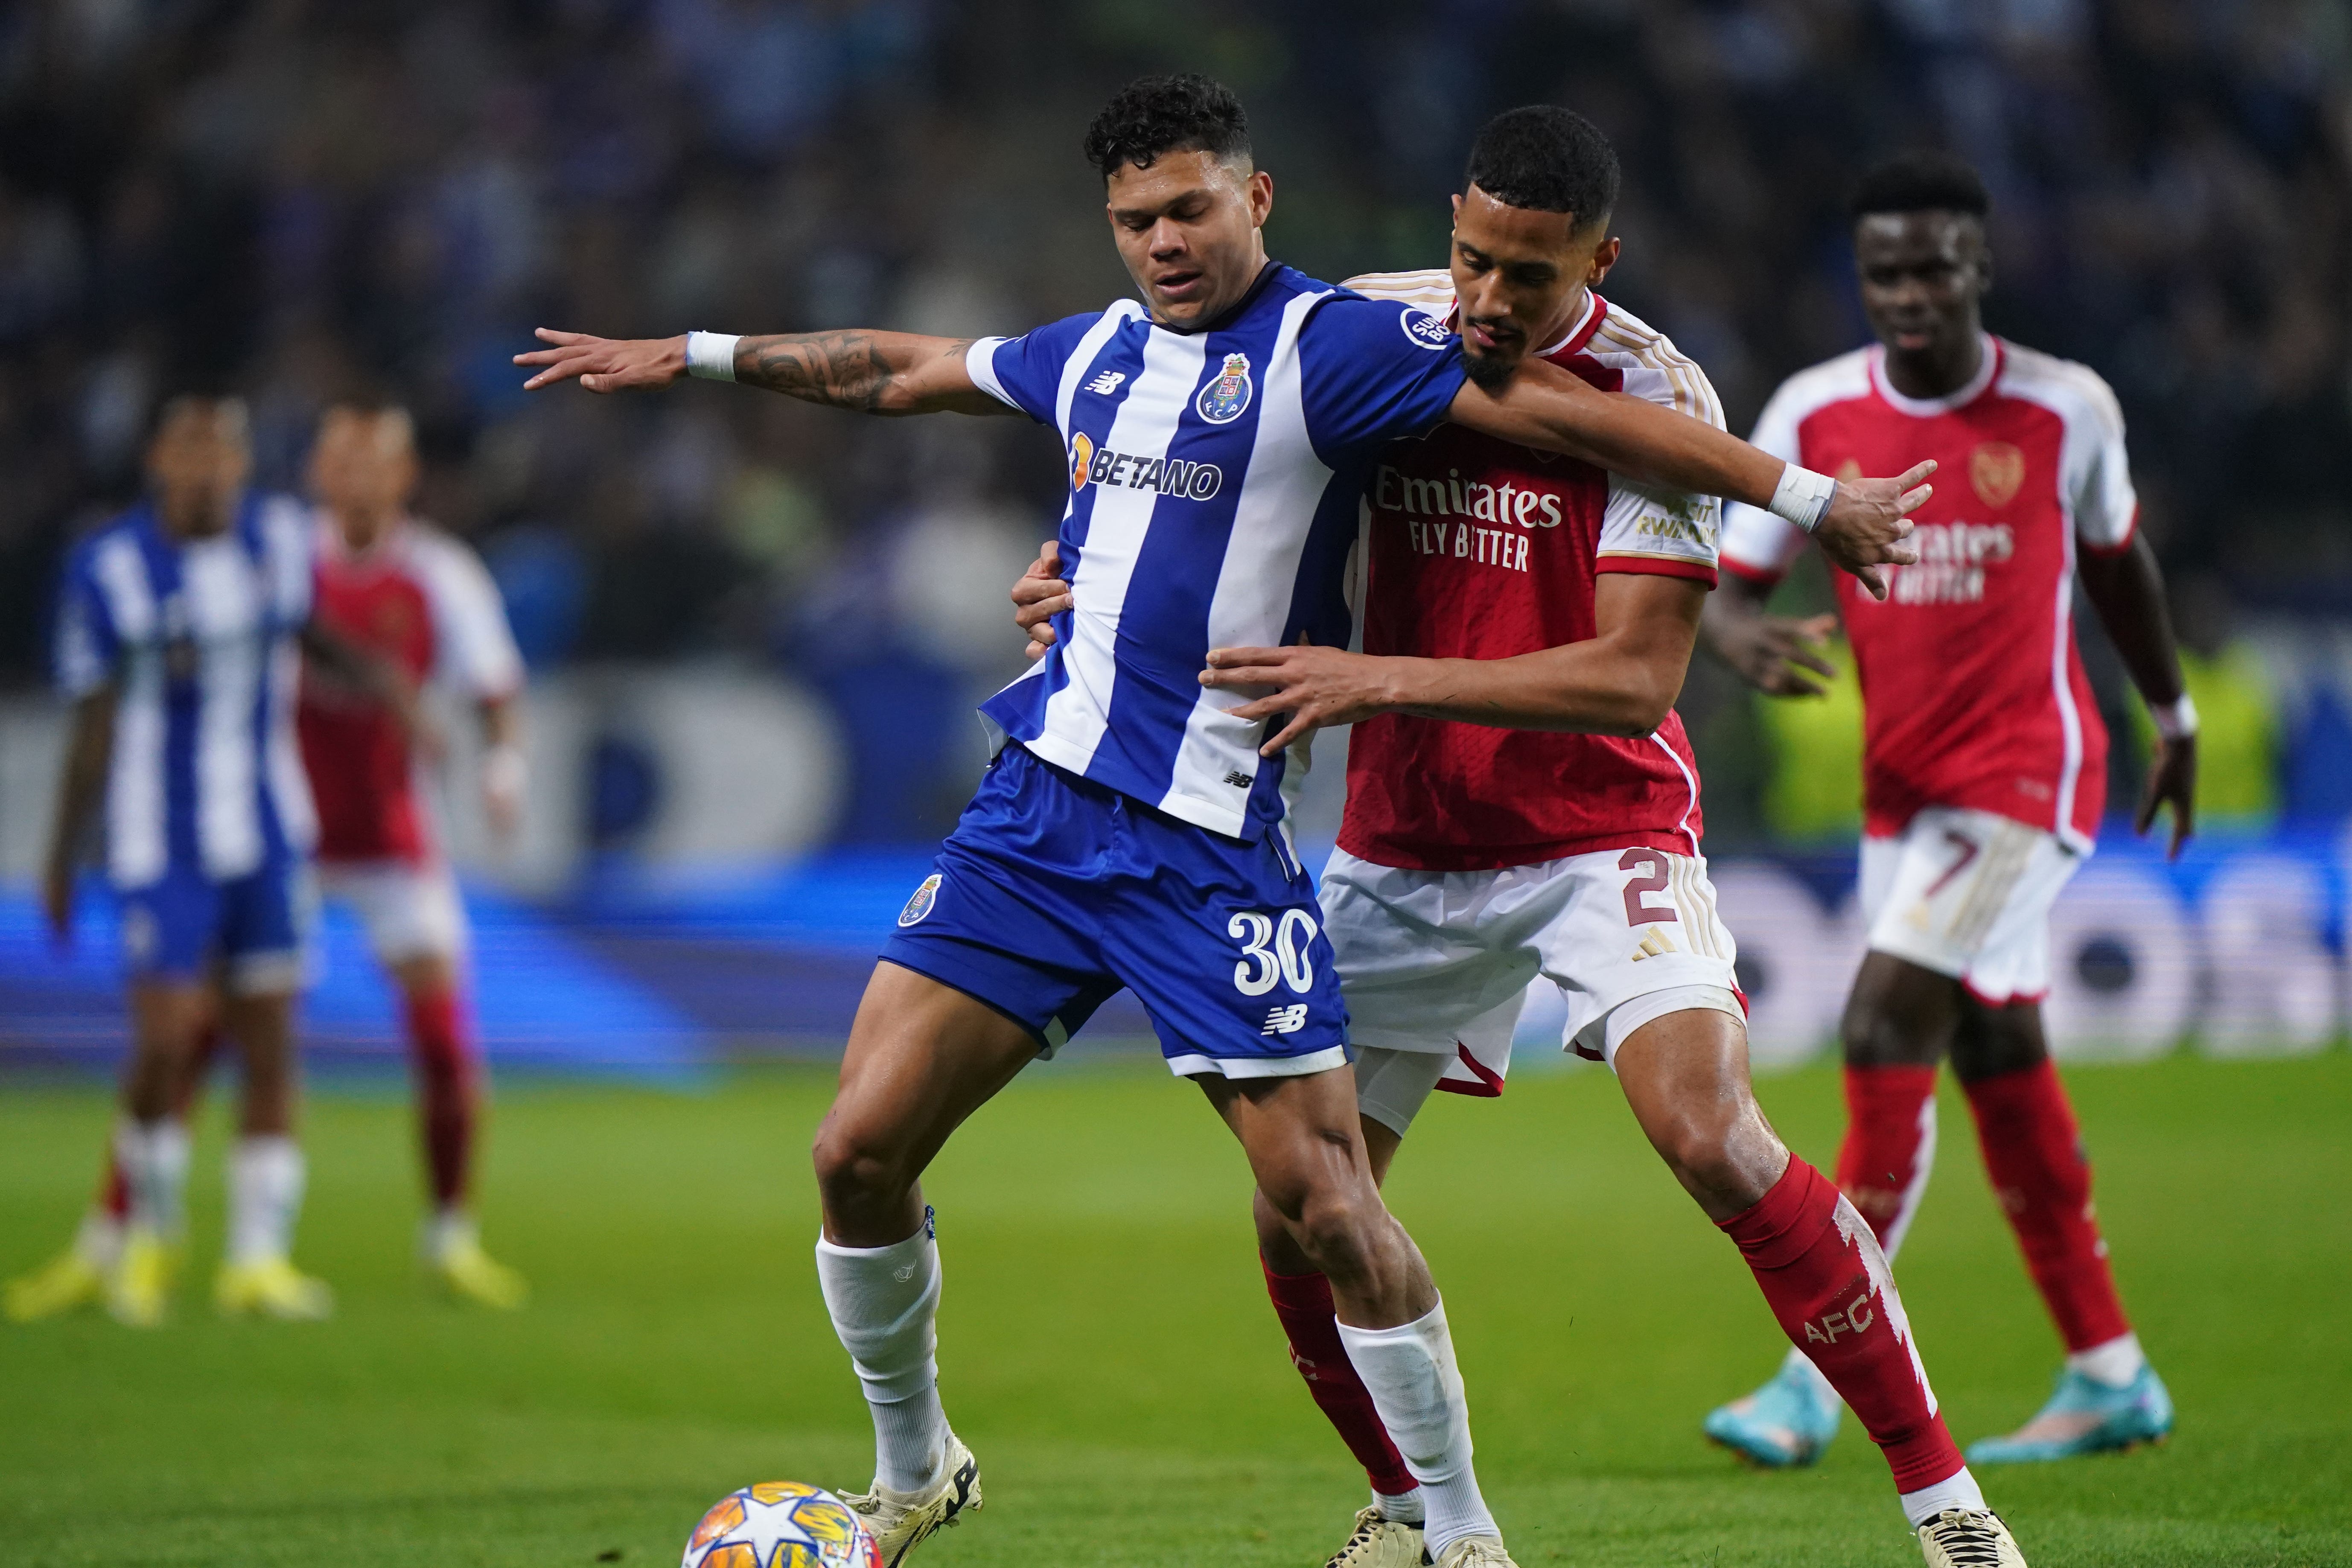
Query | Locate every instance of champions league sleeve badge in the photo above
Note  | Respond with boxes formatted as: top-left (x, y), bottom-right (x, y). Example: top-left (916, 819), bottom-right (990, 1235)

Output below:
top-left (1195, 352), bottom-right (1255, 423)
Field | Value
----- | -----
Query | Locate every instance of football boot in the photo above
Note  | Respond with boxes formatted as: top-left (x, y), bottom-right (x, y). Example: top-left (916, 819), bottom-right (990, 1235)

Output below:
top-left (1324, 1505), bottom-right (1427, 1568)
top-left (105, 1228), bottom-right (173, 1328)
top-left (431, 1230), bottom-right (530, 1311)
top-left (1915, 1507), bottom-right (2028, 1567)
top-left (215, 1256), bottom-right (335, 1320)
top-left (1966, 1365), bottom-right (2173, 1464)
top-left (1434, 1538), bottom-right (1517, 1568)
top-left (4, 1245), bottom-right (108, 1323)
top-left (842, 1428), bottom-right (981, 1567)
top-left (1704, 1353), bottom-right (1842, 1467)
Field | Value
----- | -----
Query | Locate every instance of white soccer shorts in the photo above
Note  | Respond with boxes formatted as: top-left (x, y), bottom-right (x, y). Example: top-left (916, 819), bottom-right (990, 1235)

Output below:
top-left (317, 860), bottom-right (470, 968)
top-left (1859, 805), bottom-right (2083, 1005)
top-left (1320, 845), bottom-right (1745, 1135)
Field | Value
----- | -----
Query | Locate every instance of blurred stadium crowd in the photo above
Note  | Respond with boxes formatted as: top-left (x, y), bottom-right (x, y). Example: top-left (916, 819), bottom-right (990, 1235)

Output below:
top-left (0, 0), bottom-right (2346, 847)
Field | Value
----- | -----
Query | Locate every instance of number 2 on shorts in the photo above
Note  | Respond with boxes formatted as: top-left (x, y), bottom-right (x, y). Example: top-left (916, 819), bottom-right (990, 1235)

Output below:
top-left (1619, 848), bottom-right (1679, 927)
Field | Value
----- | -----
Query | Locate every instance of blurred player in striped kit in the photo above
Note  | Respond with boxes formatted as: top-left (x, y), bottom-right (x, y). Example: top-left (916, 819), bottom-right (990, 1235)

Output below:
top-left (6, 401), bottom-right (530, 1322)
top-left (1702, 152), bottom-right (2186, 1471)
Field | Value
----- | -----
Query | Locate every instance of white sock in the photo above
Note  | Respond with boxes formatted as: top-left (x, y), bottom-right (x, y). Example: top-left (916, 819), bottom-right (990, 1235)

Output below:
top-left (75, 1208), bottom-right (126, 1267)
top-left (1899, 1467), bottom-right (1987, 1529)
top-left (2066, 1332), bottom-right (2146, 1390)
top-left (423, 1208), bottom-right (475, 1263)
top-left (1373, 1486), bottom-right (1426, 1525)
top-left (1336, 1300), bottom-right (1499, 1558)
top-left (816, 1212), bottom-right (949, 1494)
top-left (227, 1136), bottom-right (306, 1265)
top-left (115, 1119), bottom-right (191, 1238)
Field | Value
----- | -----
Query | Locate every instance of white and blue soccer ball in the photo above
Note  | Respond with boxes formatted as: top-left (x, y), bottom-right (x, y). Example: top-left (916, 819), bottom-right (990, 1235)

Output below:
top-left (681, 1481), bottom-right (880, 1568)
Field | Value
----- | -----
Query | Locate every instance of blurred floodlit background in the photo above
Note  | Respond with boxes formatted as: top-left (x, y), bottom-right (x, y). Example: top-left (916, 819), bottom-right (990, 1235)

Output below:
top-left (0, 0), bottom-right (2347, 1072)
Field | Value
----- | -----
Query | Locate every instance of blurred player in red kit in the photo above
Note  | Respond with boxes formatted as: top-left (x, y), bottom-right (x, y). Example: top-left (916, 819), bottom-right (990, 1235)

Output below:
top-left (6, 403), bottom-right (531, 1317)
top-left (1700, 152), bottom-right (2188, 1469)
top-left (1020, 112), bottom-right (2028, 1568)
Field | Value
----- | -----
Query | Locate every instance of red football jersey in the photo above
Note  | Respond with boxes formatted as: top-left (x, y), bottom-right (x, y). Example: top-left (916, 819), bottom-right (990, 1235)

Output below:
top-left (1334, 275), bottom-right (1726, 872)
top-left (1719, 336), bottom-right (2138, 850)
top-left (299, 516), bottom-right (523, 864)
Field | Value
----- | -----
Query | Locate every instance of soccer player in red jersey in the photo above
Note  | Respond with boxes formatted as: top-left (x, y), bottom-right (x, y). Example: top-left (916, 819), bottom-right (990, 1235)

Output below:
top-left (12, 404), bottom-right (532, 1315)
top-left (1020, 112), bottom-right (2025, 1568)
top-left (1700, 152), bottom-right (2187, 1471)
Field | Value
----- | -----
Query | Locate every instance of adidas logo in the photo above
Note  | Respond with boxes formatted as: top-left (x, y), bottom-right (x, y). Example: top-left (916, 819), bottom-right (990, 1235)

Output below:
top-left (1631, 927), bottom-right (1679, 962)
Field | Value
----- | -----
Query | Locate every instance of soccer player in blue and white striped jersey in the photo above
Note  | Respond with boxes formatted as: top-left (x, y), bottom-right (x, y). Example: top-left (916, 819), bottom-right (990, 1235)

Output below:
top-left (37, 396), bottom-right (420, 1327)
top-left (517, 74), bottom-right (1929, 1568)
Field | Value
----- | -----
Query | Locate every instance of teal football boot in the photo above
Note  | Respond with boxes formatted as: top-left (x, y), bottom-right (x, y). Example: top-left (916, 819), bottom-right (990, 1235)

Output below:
top-left (1704, 1352), bottom-right (1843, 1468)
top-left (1966, 1364), bottom-right (2173, 1464)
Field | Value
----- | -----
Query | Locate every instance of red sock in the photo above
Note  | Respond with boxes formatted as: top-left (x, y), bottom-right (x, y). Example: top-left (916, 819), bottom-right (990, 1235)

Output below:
top-left (100, 1147), bottom-right (131, 1221)
top-left (1962, 1060), bottom-right (2131, 1352)
top-left (1834, 1064), bottom-right (1940, 1259)
top-left (405, 988), bottom-right (479, 1210)
top-left (1262, 1261), bottom-right (1418, 1497)
top-left (1722, 1157), bottom-right (1965, 1492)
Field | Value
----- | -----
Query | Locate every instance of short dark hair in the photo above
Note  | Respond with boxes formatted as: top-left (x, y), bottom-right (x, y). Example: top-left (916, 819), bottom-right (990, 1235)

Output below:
top-left (1463, 106), bottom-right (1620, 230)
top-left (1849, 151), bottom-right (1991, 220)
top-left (1084, 73), bottom-right (1251, 181)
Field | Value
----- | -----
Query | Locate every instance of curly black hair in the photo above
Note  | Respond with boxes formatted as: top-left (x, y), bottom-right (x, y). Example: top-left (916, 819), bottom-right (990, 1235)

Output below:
top-left (1463, 105), bottom-right (1620, 229)
top-left (1850, 151), bottom-right (1991, 220)
top-left (1083, 73), bottom-right (1250, 181)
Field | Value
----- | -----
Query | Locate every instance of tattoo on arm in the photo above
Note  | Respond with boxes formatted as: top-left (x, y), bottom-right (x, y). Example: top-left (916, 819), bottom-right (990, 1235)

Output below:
top-left (737, 332), bottom-right (975, 413)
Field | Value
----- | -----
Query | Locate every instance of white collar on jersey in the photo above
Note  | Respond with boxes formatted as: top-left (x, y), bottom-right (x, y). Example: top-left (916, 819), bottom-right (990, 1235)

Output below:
top-left (1869, 332), bottom-right (2001, 416)
top-left (1443, 286), bottom-right (1599, 361)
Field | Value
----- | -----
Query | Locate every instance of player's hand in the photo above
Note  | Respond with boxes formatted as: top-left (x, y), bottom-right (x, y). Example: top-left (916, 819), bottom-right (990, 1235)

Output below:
top-left (515, 329), bottom-right (689, 393)
top-left (1011, 541), bottom-right (1070, 662)
top-left (40, 852), bottom-right (74, 945)
top-left (1816, 461), bottom-right (1933, 601)
top-left (481, 744), bottom-right (527, 839)
top-left (1717, 612), bottom-right (1839, 697)
top-left (2136, 732), bottom-right (2196, 860)
top-left (1202, 642), bottom-right (1399, 755)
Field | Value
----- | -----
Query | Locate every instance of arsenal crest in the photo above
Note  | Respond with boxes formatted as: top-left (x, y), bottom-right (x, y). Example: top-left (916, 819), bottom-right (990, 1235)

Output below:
top-left (1196, 352), bottom-right (1254, 424)
top-left (1970, 442), bottom-right (2026, 508)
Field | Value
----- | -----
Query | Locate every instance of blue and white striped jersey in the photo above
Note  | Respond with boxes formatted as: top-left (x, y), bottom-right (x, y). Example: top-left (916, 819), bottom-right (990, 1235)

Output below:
top-left (968, 263), bottom-right (1467, 840)
top-left (55, 492), bottom-right (318, 889)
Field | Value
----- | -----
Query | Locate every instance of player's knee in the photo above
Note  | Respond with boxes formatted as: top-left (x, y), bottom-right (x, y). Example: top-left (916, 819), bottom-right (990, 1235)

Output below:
top-left (810, 1118), bottom-right (912, 1210)
top-left (1287, 1186), bottom-right (1384, 1279)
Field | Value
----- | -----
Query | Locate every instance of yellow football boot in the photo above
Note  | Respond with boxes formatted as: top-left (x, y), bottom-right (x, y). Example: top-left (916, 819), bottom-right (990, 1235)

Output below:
top-left (433, 1233), bottom-right (529, 1310)
top-left (105, 1229), bottom-right (172, 1328)
top-left (5, 1245), bottom-right (108, 1323)
top-left (214, 1256), bottom-right (335, 1321)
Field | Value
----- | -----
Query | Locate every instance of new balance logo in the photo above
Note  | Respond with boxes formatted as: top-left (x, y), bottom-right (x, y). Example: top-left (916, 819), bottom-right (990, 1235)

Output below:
top-left (1262, 1004), bottom-right (1309, 1035)
top-left (1223, 769), bottom-right (1255, 788)
top-left (1631, 928), bottom-right (1679, 961)
top-left (1084, 370), bottom-right (1127, 395)
top-left (1802, 1291), bottom-right (1877, 1346)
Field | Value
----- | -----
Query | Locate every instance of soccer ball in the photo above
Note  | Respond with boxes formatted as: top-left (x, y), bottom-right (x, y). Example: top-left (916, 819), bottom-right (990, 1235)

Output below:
top-left (680, 1481), bottom-right (880, 1568)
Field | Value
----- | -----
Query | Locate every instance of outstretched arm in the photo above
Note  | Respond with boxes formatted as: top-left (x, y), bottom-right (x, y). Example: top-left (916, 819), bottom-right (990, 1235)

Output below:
top-left (2078, 532), bottom-right (2195, 856)
top-left (1201, 573), bottom-right (1708, 756)
top-left (1448, 359), bottom-right (1931, 600)
top-left (516, 329), bottom-right (1017, 417)
top-left (1700, 569), bottom-right (1841, 698)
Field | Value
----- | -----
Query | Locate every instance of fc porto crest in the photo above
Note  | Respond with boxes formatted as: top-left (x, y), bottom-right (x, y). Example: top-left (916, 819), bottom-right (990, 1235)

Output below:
top-left (898, 873), bottom-right (942, 928)
top-left (1196, 352), bottom-right (1254, 424)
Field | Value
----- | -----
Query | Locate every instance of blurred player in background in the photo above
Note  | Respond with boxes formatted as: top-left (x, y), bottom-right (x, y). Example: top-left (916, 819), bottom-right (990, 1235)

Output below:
top-left (6, 402), bottom-right (530, 1322)
top-left (519, 73), bottom-right (1926, 1568)
top-left (1702, 152), bottom-right (2189, 1469)
top-left (297, 401), bottom-right (531, 1307)
top-left (1018, 110), bottom-right (2024, 1568)
top-left (6, 397), bottom-right (408, 1326)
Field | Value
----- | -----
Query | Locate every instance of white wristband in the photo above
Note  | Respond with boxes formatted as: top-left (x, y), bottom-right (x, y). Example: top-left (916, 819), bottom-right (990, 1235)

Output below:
top-left (685, 331), bottom-right (739, 382)
top-left (2149, 693), bottom-right (2198, 740)
top-left (1768, 464), bottom-right (1837, 533)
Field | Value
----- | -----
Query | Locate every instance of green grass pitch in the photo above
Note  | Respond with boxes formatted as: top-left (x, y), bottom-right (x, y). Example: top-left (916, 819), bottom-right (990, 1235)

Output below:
top-left (2, 1050), bottom-right (2346, 1566)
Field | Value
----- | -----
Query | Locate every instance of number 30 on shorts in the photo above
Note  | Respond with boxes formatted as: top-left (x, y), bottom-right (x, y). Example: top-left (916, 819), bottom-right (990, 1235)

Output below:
top-left (1227, 909), bottom-right (1318, 996)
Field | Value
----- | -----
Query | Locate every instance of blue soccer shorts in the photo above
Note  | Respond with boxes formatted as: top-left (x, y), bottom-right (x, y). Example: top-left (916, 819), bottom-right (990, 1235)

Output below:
top-left (880, 743), bottom-right (1351, 1078)
top-left (115, 854), bottom-right (315, 996)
